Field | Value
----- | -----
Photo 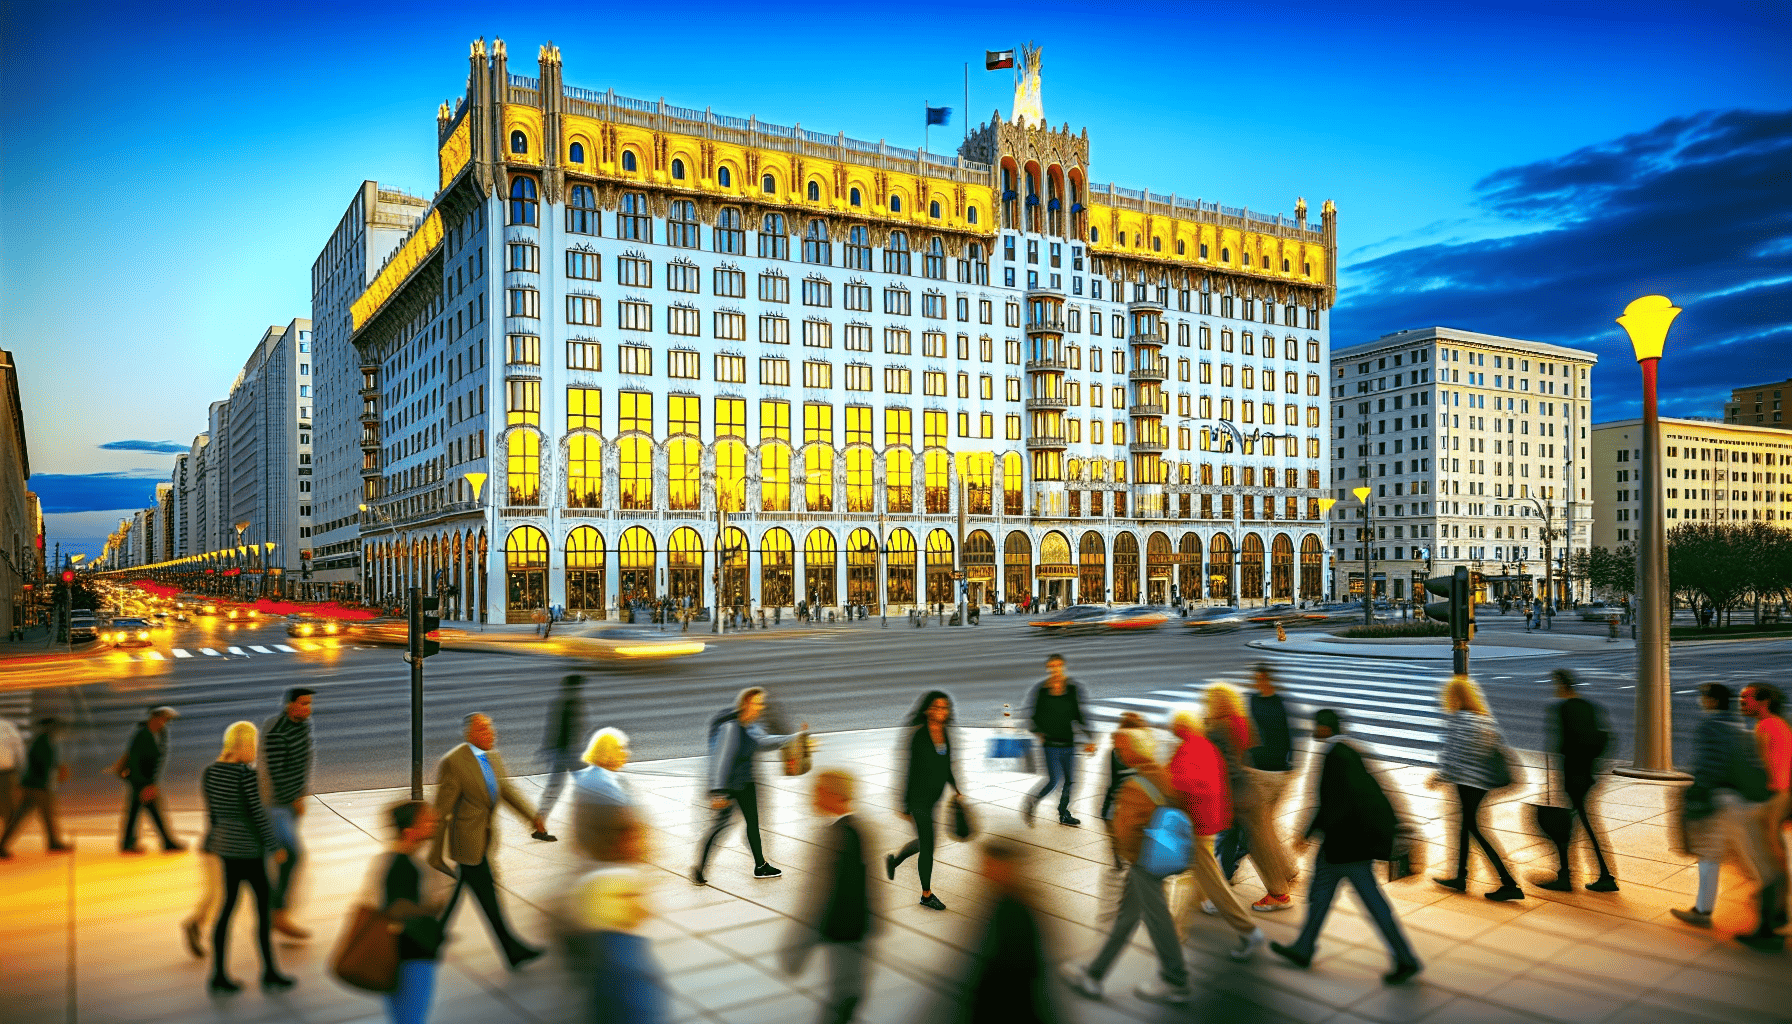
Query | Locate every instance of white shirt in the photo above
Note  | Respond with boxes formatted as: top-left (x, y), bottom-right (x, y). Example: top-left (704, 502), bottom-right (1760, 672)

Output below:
top-left (0, 719), bottom-right (23, 772)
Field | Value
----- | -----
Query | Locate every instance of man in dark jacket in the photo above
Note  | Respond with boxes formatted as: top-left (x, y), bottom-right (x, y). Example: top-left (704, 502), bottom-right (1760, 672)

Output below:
top-left (784, 770), bottom-right (872, 1024)
top-left (1022, 654), bottom-right (1094, 826)
top-left (1541, 670), bottom-right (1617, 892)
top-left (949, 840), bottom-right (1059, 1024)
top-left (1221, 664), bottom-right (1295, 881)
top-left (261, 687), bottom-right (314, 939)
top-left (1270, 709), bottom-right (1421, 986)
top-left (533, 674), bottom-right (585, 841)
top-left (0, 716), bottom-right (70, 856)
top-left (120, 705), bottom-right (184, 853)
top-left (692, 687), bottom-right (806, 883)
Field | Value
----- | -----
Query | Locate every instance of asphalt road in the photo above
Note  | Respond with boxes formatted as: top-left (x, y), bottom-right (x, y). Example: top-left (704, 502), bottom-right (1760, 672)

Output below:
top-left (9, 610), bottom-right (1784, 817)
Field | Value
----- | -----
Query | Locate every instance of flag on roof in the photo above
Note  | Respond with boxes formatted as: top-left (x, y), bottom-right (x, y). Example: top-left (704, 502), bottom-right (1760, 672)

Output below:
top-left (986, 49), bottom-right (1015, 70)
top-left (925, 106), bottom-right (951, 126)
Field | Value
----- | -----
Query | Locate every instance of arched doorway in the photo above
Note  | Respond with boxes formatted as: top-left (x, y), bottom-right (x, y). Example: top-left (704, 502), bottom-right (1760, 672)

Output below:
top-left (761, 528), bottom-right (794, 607)
top-left (964, 530), bottom-right (995, 605)
top-left (1079, 531), bottom-right (1107, 604)
top-left (619, 526), bottom-right (655, 607)
top-left (721, 527), bottom-right (749, 610)
top-left (804, 528), bottom-right (837, 607)
top-left (887, 528), bottom-right (917, 605)
top-left (925, 529), bottom-right (955, 605)
top-left (1039, 529), bottom-right (1073, 605)
top-left (1241, 533), bottom-right (1266, 605)
top-left (668, 527), bottom-right (704, 607)
top-left (504, 525), bottom-right (548, 623)
top-left (1003, 531), bottom-right (1032, 605)
top-left (1178, 533), bottom-right (1202, 605)
top-left (1300, 534), bottom-right (1324, 601)
top-left (1209, 533), bottom-right (1233, 602)
top-left (1113, 532), bottom-right (1140, 603)
top-left (1146, 531), bottom-right (1173, 605)
top-left (566, 526), bottom-right (605, 618)
top-left (846, 528), bottom-right (878, 610)
top-left (1272, 533), bottom-right (1295, 602)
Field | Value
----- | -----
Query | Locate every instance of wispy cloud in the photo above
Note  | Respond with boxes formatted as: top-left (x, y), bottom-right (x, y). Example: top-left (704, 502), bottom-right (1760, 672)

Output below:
top-left (98, 439), bottom-right (189, 454)
top-left (1337, 108), bottom-right (1792, 420)
top-left (31, 471), bottom-right (165, 514)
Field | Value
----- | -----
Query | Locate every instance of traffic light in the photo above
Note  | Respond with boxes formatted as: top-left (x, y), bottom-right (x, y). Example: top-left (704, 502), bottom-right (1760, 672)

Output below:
top-left (409, 593), bottom-right (441, 659)
top-left (1423, 564), bottom-right (1476, 642)
top-left (61, 569), bottom-right (74, 585)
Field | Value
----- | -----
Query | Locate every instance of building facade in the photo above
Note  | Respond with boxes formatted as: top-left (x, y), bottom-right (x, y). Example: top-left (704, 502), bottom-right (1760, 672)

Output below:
top-left (310, 183), bottom-right (432, 599)
top-left (1723, 378), bottom-right (1791, 431)
top-left (0, 348), bottom-right (39, 630)
top-left (1327, 328), bottom-right (1596, 605)
top-left (221, 320), bottom-right (314, 594)
top-left (1591, 417), bottom-right (1792, 551)
top-left (348, 41), bottom-right (1337, 623)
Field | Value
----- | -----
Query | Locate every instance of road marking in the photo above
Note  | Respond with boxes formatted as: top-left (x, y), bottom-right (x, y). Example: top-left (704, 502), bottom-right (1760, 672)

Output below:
top-left (201, 648), bottom-right (221, 657)
top-left (172, 648), bottom-right (193, 658)
top-left (249, 645), bottom-right (273, 654)
top-left (296, 642), bottom-right (318, 652)
top-left (143, 651), bottom-right (166, 661)
top-left (274, 644), bottom-right (298, 653)
top-left (227, 647), bottom-right (248, 656)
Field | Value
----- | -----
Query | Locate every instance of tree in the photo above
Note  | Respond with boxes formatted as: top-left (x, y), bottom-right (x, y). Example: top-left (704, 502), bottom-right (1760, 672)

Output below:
top-left (1668, 523), bottom-right (1760, 627)
top-left (1580, 545), bottom-right (1635, 599)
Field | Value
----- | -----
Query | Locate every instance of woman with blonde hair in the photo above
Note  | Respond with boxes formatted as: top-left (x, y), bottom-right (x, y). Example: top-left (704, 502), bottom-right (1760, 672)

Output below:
top-left (1204, 683), bottom-right (1295, 913)
top-left (1431, 675), bottom-right (1522, 901)
top-left (201, 720), bottom-right (291, 994)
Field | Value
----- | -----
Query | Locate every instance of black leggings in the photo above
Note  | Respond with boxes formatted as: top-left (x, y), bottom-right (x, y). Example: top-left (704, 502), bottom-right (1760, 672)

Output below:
top-left (697, 784), bottom-right (765, 870)
top-left (213, 856), bottom-right (278, 981)
top-left (1454, 785), bottom-right (1515, 886)
top-left (891, 799), bottom-right (938, 891)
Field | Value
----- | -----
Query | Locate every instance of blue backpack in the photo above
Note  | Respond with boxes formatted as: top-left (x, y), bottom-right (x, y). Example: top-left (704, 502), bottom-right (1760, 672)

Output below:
top-left (1130, 776), bottom-right (1192, 877)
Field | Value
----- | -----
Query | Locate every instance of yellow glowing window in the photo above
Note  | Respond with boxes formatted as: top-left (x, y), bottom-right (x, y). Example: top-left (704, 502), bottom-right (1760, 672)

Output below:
top-left (567, 387), bottom-right (600, 431)
top-left (760, 400), bottom-right (790, 442)
top-left (669, 395), bottom-right (700, 437)
top-left (620, 392), bottom-right (652, 436)
top-left (716, 398), bottom-right (746, 439)
top-left (804, 403), bottom-right (834, 445)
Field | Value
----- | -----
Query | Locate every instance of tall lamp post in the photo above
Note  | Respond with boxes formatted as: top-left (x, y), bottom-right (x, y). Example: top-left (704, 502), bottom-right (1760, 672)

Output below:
top-left (1353, 486), bottom-right (1374, 624)
top-left (1522, 496), bottom-right (1555, 626)
top-left (1317, 496), bottom-right (1337, 602)
top-left (1615, 295), bottom-right (1686, 780)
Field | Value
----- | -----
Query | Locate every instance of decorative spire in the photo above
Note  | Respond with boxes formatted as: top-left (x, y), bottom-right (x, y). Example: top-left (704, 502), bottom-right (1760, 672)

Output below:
top-left (1012, 42), bottom-right (1044, 128)
top-left (493, 38), bottom-right (506, 58)
top-left (1295, 197), bottom-right (1307, 222)
top-left (471, 37), bottom-right (485, 59)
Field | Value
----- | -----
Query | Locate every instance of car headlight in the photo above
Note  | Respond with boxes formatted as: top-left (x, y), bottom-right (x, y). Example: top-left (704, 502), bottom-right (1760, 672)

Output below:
top-left (298, 625), bottom-right (313, 636)
top-left (324, 624), bottom-right (339, 634)
top-left (137, 631), bottom-right (149, 640)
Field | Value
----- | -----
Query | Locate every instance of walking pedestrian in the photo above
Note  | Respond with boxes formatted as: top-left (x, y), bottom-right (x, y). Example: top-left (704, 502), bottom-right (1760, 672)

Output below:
top-left (1672, 683), bottom-right (1783, 949)
top-left (1021, 654), bottom-right (1094, 826)
top-left (1220, 665), bottom-right (1296, 885)
top-left (365, 800), bottom-right (450, 1024)
top-left (1059, 725), bottom-right (1195, 1007)
top-left (691, 687), bottom-right (807, 884)
top-left (946, 840), bottom-right (1060, 1024)
top-left (574, 727), bottom-right (632, 814)
top-left (1204, 683), bottom-right (1296, 913)
top-left (1269, 709), bottom-right (1422, 985)
top-left (429, 713), bottom-right (547, 969)
top-left (565, 804), bottom-right (665, 1024)
top-left (1167, 707), bottom-right (1264, 959)
top-left (0, 714), bottom-right (23, 831)
top-left (119, 705), bottom-right (185, 853)
top-left (1740, 682), bottom-right (1791, 935)
top-left (1539, 670), bottom-right (1618, 892)
top-left (885, 690), bottom-right (961, 911)
top-left (536, 674), bottom-right (588, 841)
top-left (262, 687), bottom-right (315, 939)
top-left (0, 716), bottom-right (71, 857)
top-left (201, 721), bottom-right (293, 994)
top-left (1431, 675), bottom-right (1523, 901)
top-left (786, 770), bottom-right (872, 1024)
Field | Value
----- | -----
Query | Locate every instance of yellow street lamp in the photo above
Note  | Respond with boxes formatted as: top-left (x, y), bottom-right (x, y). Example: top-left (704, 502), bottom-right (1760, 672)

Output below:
top-left (1352, 486), bottom-right (1374, 624)
top-left (463, 472), bottom-right (488, 503)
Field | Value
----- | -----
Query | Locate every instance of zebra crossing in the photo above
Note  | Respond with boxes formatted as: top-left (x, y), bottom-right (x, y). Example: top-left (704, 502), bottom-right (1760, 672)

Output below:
top-left (108, 641), bottom-right (346, 662)
top-left (0, 688), bottom-right (32, 734)
top-left (1087, 651), bottom-right (1458, 767)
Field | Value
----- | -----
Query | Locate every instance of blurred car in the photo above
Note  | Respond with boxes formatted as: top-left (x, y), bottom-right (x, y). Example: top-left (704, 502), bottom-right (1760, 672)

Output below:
top-left (224, 607), bottom-right (260, 621)
top-left (286, 615), bottom-right (344, 638)
top-left (1578, 601), bottom-right (1618, 622)
top-left (196, 603), bottom-right (220, 617)
top-left (68, 611), bottom-right (99, 644)
top-left (1027, 605), bottom-right (1112, 635)
top-left (1246, 603), bottom-right (1304, 627)
top-left (1182, 606), bottom-right (1246, 634)
top-left (349, 619), bottom-right (705, 661)
top-left (103, 618), bottom-right (154, 648)
top-left (1105, 605), bottom-right (1171, 631)
top-left (1298, 602), bottom-right (1366, 625)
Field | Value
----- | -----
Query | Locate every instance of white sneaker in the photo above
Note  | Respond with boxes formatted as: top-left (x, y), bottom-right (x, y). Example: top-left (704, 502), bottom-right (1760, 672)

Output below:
top-left (1201, 899), bottom-right (1218, 916)
top-left (1230, 926), bottom-right (1266, 961)
top-left (1058, 961), bottom-right (1103, 1000)
top-left (1134, 977), bottom-right (1192, 1005)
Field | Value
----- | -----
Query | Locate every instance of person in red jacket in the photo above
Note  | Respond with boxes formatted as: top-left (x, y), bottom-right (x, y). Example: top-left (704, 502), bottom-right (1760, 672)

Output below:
top-left (1168, 707), bottom-right (1263, 961)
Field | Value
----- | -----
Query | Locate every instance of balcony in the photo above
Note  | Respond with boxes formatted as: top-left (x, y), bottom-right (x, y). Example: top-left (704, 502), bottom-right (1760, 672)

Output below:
top-left (1126, 299), bottom-right (1165, 313)
top-left (1129, 438), bottom-right (1168, 453)
top-left (360, 409), bottom-right (379, 424)
top-left (1025, 395), bottom-right (1069, 411)
top-left (1128, 404), bottom-right (1168, 418)
top-left (358, 385), bottom-right (380, 399)
top-left (504, 363), bottom-right (541, 378)
top-left (1026, 433), bottom-right (1068, 449)
top-left (360, 435), bottom-right (379, 451)
top-left (1025, 356), bottom-right (1070, 372)
top-left (1128, 364), bottom-right (1168, 382)
top-left (1023, 287), bottom-right (1067, 301)
top-left (1128, 333), bottom-right (1165, 347)
top-left (1025, 318), bottom-right (1066, 335)
top-left (359, 464), bottom-right (381, 479)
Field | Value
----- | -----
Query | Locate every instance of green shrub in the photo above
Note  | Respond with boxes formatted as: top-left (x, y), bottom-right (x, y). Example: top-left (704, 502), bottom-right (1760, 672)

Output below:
top-left (1336, 621), bottom-right (1451, 638)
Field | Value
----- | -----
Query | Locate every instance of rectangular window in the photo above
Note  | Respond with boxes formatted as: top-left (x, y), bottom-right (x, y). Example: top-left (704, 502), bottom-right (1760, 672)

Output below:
top-left (716, 397), bottom-right (746, 438)
top-left (958, 411), bottom-right (970, 437)
top-left (565, 389), bottom-right (598, 430)
top-left (760, 400), bottom-right (790, 441)
top-left (667, 305), bottom-right (700, 336)
top-left (566, 295), bottom-right (600, 326)
top-left (565, 250), bottom-right (599, 280)
top-left (506, 379), bottom-right (540, 425)
top-left (1007, 413), bottom-right (1022, 440)
top-left (760, 357), bottom-right (790, 385)
top-left (759, 273), bottom-right (790, 303)
top-left (714, 310), bottom-right (746, 340)
top-left (618, 255), bottom-right (652, 288)
top-left (665, 261), bottom-right (699, 293)
top-left (506, 334), bottom-right (541, 366)
top-left (884, 367), bottom-right (911, 393)
top-left (760, 315), bottom-right (790, 345)
top-left (844, 283), bottom-right (872, 311)
top-left (667, 350), bottom-right (700, 379)
top-left (802, 278), bottom-right (832, 306)
top-left (958, 372), bottom-right (971, 399)
top-left (845, 364), bottom-right (872, 391)
top-left (714, 267), bottom-right (746, 298)
top-left (506, 288), bottom-right (540, 319)
top-left (844, 323), bottom-right (873, 351)
top-left (620, 391), bottom-right (652, 435)
top-left (802, 361), bottom-right (832, 389)
top-left (566, 340), bottom-right (600, 370)
top-left (1006, 339), bottom-right (1021, 364)
top-left (802, 320), bottom-right (833, 348)
top-left (508, 243), bottom-right (540, 272)
top-left (715, 353), bottom-right (746, 383)
top-left (923, 371), bottom-right (947, 396)
top-left (923, 332), bottom-right (948, 358)
top-left (1005, 376), bottom-right (1020, 401)
top-left (619, 300), bottom-right (652, 332)
top-left (619, 344), bottom-right (652, 375)
top-left (885, 288), bottom-right (912, 315)
top-left (884, 328), bottom-right (912, 354)
top-left (921, 292), bottom-right (946, 319)
top-left (804, 404), bottom-right (834, 444)
top-left (924, 409), bottom-right (948, 446)
top-left (668, 395), bottom-right (699, 436)
top-left (885, 408), bottom-right (912, 447)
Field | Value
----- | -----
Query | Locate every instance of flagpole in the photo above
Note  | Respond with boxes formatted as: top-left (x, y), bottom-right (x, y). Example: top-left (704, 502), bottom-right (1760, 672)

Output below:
top-left (963, 63), bottom-right (969, 140)
top-left (924, 99), bottom-right (929, 157)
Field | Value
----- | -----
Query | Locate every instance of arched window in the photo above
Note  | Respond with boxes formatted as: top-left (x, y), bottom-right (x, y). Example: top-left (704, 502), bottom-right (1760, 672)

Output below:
top-left (846, 448), bottom-right (874, 512)
top-left (568, 141), bottom-right (585, 164)
top-left (802, 219), bottom-right (831, 265)
top-left (568, 429), bottom-right (600, 508)
top-left (618, 192), bottom-right (649, 242)
top-left (1090, 226), bottom-right (1100, 243)
top-left (669, 438), bottom-right (701, 510)
top-left (1002, 451), bottom-right (1023, 515)
top-left (967, 205), bottom-right (979, 224)
top-left (761, 528), bottom-right (794, 606)
top-left (803, 529), bottom-right (837, 606)
top-left (565, 527), bottom-right (604, 614)
top-left (619, 526), bottom-right (655, 604)
top-left (714, 206), bottom-right (744, 255)
top-left (506, 430), bottom-right (539, 504)
top-left (849, 187), bottom-right (862, 207)
top-left (671, 157), bottom-right (686, 180)
top-left (889, 194), bottom-right (902, 213)
top-left (503, 525), bottom-right (547, 619)
top-left (620, 436), bottom-right (652, 510)
top-left (508, 175), bottom-right (537, 226)
top-left (884, 231), bottom-right (911, 275)
top-left (510, 130), bottom-right (528, 155)
top-left (886, 528), bottom-right (917, 604)
top-left (1200, 243), bottom-right (1209, 259)
top-left (667, 527), bottom-right (703, 604)
top-left (961, 452), bottom-right (992, 514)
top-left (717, 165), bottom-right (732, 188)
top-left (1282, 258), bottom-right (1291, 272)
top-left (1176, 239), bottom-right (1185, 255)
top-left (667, 199), bottom-right (699, 248)
top-left (762, 172), bottom-right (777, 194)
top-left (845, 225), bottom-right (871, 270)
top-left (805, 446), bottom-right (834, 512)
top-left (760, 443), bottom-right (790, 511)
top-left (1153, 236), bottom-right (1162, 252)
top-left (923, 237), bottom-right (946, 280)
top-left (925, 529), bottom-right (955, 604)
top-left (1221, 247), bottom-right (1231, 262)
top-left (758, 213), bottom-right (787, 260)
top-left (807, 180), bottom-right (821, 202)
top-left (1079, 531), bottom-right (1106, 604)
top-left (961, 242), bottom-right (988, 285)
top-left (924, 450), bottom-right (949, 513)
top-left (716, 440), bottom-right (746, 512)
top-left (566, 184), bottom-right (597, 235)
top-left (885, 448), bottom-right (913, 512)
top-left (929, 200), bottom-right (941, 219)
top-left (621, 150), bottom-right (638, 172)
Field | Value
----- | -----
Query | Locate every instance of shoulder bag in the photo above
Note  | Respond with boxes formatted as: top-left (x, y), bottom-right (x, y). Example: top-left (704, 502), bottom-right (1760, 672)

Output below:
top-left (331, 905), bottom-right (403, 993)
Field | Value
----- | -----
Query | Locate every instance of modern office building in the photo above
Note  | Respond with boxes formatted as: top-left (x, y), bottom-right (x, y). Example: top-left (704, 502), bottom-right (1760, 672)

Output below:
top-left (309, 183), bottom-right (432, 600)
top-left (1591, 417), bottom-right (1792, 550)
top-left (1, 348), bottom-right (40, 631)
top-left (219, 320), bottom-right (314, 595)
top-left (347, 40), bottom-right (1337, 623)
top-left (1328, 327), bottom-right (1596, 605)
top-left (1723, 378), bottom-right (1791, 431)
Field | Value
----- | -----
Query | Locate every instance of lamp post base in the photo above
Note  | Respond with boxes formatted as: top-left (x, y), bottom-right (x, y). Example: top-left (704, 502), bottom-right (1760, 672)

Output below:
top-left (1612, 765), bottom-right (1693, 783)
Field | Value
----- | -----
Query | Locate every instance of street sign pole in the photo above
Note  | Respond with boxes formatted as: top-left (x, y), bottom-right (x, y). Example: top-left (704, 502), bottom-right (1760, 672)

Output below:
top-left (407, 586), bottom-right (424, 800)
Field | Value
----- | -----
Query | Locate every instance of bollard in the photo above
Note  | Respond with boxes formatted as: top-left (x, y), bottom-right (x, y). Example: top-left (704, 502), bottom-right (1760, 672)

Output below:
top-left (1609, 615), bottom-right (1620, 641)
top-left (1276, 621), bottom-right (1287, 643)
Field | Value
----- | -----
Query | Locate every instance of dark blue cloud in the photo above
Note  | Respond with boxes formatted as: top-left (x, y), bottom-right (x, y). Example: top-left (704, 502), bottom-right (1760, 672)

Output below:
top-left (31, 472), bottom-right (164, 514)
top-left (1337, 108), bottom-right (1792, 420)
top-left (98, 439), bottom-right (189, 454)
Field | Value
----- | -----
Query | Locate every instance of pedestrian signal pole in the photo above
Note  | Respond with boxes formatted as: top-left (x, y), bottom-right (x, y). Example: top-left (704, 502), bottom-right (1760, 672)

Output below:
top-left (406, 587), bottom-right (441, 799)
top-left (1423, 564), bottom-right (1475, 675)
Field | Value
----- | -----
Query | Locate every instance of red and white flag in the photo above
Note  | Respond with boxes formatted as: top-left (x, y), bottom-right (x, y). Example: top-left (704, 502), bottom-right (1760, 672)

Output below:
top-left (986, 49), bottom-right (1015, 70)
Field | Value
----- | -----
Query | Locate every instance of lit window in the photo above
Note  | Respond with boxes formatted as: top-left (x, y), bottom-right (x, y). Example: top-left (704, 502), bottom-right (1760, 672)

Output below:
top-left (762, 173), bottom-right (777, 194)
top-left (510, 130), bottom-right (528, 155)
top-left (671, 158), bottom-right (686, 180)
top-left (621, 150), bottom-right (638, 172)
top-left (568, 141), bottom-right (585, 164)
top-left (717, 166), bottom-right (732, 187)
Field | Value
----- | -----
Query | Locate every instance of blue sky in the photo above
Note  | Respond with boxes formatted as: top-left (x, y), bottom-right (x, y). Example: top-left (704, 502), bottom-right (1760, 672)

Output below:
top-left (4, 0), bottom-right (1787, 559)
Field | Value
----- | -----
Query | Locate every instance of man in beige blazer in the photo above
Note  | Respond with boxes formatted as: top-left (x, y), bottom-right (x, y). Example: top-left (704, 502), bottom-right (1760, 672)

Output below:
top-left (431, 713), bottom-right (546, 968)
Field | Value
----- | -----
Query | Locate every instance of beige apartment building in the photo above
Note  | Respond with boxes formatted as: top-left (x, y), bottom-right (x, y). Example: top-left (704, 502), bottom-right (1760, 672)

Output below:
top-left (1723, 378), bottom-right (1791, 431)
top-left (1590, 417), bottom-right (1792, 551)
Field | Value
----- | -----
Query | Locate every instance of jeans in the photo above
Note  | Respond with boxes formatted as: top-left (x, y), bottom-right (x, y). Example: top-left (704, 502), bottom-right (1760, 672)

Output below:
top-left (1554, 774), bottom-right (1612, 879)
top-left (536, 749), bottom-right (584, 819)
top-left (268, 804), bottom-right (302, 910)
top-left (697, 784), bottom-right (766, 871)
top-left (1031, 744), bottom-right (1077, 814)
top-left (213, 856), bottom-right (278, 981)
top-left (1287, 858), bottom-right (1418, 968)
top-left (891, 798), bottom-right (938, 891)
top-left (781, 933), bottom-right (865, 1024)
top-left (1088, 863), bottom-right (1186, 988)
top-left (384, 959), bottom-right (438, 1024)
top-left (1453, 785), bottom-right (1515, 886)
top-left (123, 784), bottom-right (177, 850)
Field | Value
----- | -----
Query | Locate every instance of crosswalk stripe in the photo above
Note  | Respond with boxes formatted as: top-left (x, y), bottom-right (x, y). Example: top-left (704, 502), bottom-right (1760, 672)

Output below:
top-left (227, 647), bottom-right (248, 656)
top-left (249, 645), bottom-right (272, 654)
top-left (201, 648), bottom-right (221, 657)
top-left (172, 648), bottom-right (193, 658)
top-left (143, 651), bottom-right (166, 661)
top-left (274, 644), bottom-right (298, 653)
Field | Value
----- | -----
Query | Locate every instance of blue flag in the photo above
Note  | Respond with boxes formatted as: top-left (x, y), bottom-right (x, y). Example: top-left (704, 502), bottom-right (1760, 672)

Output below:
top-left (925, 106), bottom-right (951, 126)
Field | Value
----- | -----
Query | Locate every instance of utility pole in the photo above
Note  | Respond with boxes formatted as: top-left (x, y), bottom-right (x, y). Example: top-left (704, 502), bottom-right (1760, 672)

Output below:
top-left (956, 475), bottom-right (968, 627)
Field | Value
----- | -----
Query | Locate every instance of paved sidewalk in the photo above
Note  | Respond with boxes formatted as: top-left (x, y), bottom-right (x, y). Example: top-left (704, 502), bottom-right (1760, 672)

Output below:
top-left (1, 727), bottom-right (1785, 1024)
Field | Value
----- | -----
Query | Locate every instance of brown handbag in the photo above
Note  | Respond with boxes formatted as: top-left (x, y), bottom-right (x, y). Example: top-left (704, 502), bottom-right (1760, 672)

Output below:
top-left (331, 904), bottom-right (403, 993)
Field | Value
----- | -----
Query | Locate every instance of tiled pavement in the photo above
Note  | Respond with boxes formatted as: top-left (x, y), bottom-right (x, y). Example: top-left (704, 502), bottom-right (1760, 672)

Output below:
top-left (1, 728), bottom-right (1787, 1024)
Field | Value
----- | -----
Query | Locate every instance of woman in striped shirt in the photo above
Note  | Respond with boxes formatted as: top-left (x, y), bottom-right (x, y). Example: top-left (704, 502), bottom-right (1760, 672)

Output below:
top-left (1429, 676), bottom-right (1522, 902)
top-left (202, 721), bottom-right (293, 994)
